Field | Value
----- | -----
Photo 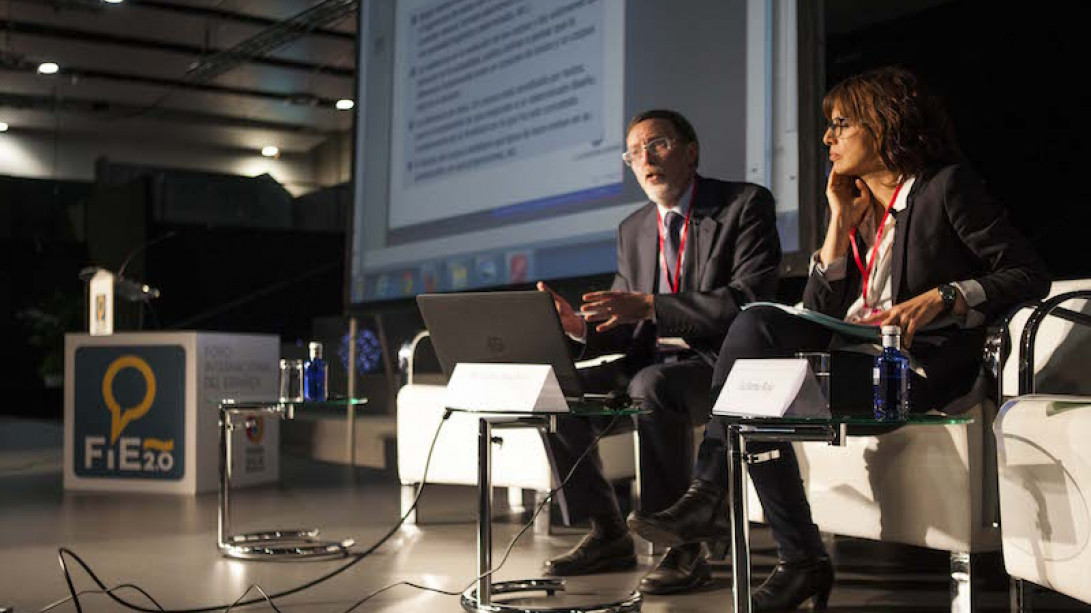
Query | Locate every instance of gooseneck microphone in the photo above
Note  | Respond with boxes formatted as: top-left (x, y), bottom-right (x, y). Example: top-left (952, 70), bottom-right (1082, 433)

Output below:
top-left (78, 231), bottom-right (176, 302)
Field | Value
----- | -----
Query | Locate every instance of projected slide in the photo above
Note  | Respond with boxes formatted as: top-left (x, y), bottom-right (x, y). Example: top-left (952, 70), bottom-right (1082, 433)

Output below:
top-left (349, 0), bottom-right (802, 304)
top-left (389, 0), bottom-right (623, 232)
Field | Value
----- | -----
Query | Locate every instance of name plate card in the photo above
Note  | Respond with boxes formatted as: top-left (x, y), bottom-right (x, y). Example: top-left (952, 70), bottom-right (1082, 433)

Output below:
top-left (89, 269), bottom-right (114, 336)
top-left (712, 359), bottom-right (830, 418)
top-left (446, 363), bottom-right (569, 413)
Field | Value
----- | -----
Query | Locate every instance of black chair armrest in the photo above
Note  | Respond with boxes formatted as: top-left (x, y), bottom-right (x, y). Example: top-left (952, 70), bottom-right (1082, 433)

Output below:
top-left (977, 300), bottom-right (1042, 408)
top-left (1018, 290), bottom-right (1091, 395)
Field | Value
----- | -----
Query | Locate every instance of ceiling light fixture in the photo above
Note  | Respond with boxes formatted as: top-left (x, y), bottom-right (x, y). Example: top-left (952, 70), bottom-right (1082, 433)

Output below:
top-left (261, 145), bottom-right (279, 158)
top-left (104, 0), bottom-right (124, 4)
top-left (0, 122), bottom-right (8, 132)
top-left (37, 62), bottom-right (59, 75)
top-left (335, 99), bottom-right (355, 111)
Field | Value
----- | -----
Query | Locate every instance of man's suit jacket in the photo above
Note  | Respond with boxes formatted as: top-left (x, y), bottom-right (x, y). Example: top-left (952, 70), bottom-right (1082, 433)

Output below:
top-left (583, 174), bottom-right (782, 371)
top-left (803, 163), bottom-right (1050, 410)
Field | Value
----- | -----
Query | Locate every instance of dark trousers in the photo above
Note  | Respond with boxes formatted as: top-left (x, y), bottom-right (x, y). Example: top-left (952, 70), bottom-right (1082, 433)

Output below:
top-left (546, 356), bottom-right (712, 524)
top-left (694, 307), bottom-right (837, 562)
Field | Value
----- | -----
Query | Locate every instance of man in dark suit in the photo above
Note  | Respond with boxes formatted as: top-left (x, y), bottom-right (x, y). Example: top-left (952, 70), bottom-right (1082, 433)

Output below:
top-left (536, 109), bottom-right (781, 593)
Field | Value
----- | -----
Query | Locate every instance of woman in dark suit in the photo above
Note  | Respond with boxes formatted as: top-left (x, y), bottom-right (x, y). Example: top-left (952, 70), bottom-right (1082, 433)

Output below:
top-left (628, 66), bottom-right (1050, 610)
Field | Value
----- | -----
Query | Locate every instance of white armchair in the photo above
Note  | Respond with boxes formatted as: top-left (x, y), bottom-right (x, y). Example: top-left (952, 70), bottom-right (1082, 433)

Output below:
top-left (994, 395), bottom-right (1091, 609)
top-left (752, 280), bottom-right (1091, 613)
top-left (994, 288), bottom-right (1091, 610)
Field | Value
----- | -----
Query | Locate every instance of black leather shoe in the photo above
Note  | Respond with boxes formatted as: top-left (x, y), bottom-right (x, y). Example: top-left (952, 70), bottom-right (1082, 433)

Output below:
top-left (543, 532), bottom-right (636, 576)
top-left (752, 557), bottom-right (834, 612)
top-left (638, 543), bottom-right (711, 595)
top-left (627, 479), bottom-right (730, 547)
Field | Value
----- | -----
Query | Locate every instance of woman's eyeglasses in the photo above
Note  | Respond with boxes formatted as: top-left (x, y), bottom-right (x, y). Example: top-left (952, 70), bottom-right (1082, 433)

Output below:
top-left (825, 118), bottom-right (852, 138)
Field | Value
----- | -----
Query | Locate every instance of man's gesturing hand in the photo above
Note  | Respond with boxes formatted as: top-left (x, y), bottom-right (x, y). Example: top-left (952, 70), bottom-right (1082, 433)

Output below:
top-left (537, 282), bottom-right (586, 339)
top-left (580, 291), bottom-right (654, 332)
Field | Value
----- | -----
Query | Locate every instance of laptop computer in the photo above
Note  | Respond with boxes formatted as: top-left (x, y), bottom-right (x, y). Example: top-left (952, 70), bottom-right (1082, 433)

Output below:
top-left (416, 290), bottom-right (586, 400)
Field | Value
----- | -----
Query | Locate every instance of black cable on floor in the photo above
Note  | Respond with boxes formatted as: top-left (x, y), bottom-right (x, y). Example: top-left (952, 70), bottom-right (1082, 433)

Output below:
top-left (48, 409), bottom-right (455, 613)
top-left (57, 547), bottom-right (83, 613)
top-left (38, 583), bottom-right (166, 613)
top-left (223, 585), bottom-right (282, 613)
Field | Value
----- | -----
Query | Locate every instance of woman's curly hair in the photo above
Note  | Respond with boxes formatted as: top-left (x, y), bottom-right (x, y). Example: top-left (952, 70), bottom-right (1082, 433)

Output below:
top-left (823, 66), bottom-right (961, 177)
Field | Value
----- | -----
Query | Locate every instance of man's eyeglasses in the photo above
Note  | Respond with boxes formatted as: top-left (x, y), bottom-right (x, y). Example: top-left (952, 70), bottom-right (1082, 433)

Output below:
top-left (622, 136), bottom-right (674, 166)
top-left (825, 118), bottom-right (853, 138)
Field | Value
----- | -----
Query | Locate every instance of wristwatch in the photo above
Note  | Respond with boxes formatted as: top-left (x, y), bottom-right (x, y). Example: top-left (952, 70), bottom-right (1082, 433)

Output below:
top-left (938, 283), bottom-right (958, 313)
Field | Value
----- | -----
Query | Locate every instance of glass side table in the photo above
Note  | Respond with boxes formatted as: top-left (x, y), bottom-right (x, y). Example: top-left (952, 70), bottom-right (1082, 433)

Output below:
top-left (217, 397), bottom-right (367, 560)
top-left (713, 413), bottom-right (975, 613)
top-left (450, 403), bottom-right (647, 613)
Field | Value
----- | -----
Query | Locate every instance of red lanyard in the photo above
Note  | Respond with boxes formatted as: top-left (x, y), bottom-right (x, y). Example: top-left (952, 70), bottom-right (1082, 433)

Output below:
top-left (656, 181), bottom-right (697, 294)
top-left (849, 181), bottom-right (905, 310)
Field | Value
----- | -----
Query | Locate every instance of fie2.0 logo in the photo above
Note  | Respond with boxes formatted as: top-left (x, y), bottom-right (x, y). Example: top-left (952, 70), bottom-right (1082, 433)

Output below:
top-left (74, 345), bottom-right (186, 480)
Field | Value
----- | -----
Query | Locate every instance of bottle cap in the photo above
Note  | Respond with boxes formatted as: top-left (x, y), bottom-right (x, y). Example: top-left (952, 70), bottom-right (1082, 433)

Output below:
top-left (880, 325), bottom-right (901, 336)
top-left (308, 341), bottom-right (323, 359)
top-left (880, 325), bottom-right (901, 350)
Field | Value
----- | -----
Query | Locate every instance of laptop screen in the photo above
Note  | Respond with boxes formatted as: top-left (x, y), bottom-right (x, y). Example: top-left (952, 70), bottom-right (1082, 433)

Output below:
top-left (416, 291), bottom-right (584, 398)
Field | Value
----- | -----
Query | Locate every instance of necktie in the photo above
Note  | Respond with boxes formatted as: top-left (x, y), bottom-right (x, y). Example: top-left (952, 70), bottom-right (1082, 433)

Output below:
top-left (660, 211), bottom-right (684, 293)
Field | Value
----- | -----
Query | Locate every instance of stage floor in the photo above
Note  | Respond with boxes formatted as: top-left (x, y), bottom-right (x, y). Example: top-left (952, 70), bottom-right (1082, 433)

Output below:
top-left (1, 416), bottom-right (1087, 613)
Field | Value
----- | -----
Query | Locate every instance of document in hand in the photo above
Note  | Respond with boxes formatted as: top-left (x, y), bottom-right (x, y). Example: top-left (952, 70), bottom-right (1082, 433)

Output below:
top-left (742, 302), bottom-right (929, 378)
top-left (741, 302), bottom-right (882, 340)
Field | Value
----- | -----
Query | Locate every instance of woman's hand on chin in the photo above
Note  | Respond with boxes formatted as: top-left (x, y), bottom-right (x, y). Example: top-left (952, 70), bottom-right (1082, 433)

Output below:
top-left (826, 170), bottom-right (875, 230)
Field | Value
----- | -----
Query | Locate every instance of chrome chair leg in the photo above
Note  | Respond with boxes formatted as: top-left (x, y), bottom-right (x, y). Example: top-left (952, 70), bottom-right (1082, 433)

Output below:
top-left (821, 532), bottom-right (838, 564)
top-left (533, 490), bottom-right (552, 536)
top-left (629, 428), bottom-right (667, 556)
top-left (506, 487), bottom-right (527, 516)
top-left (401, 483), bottom-right (419, 525)
top-left (950, 551), bottom-right (978, 613)
top-left (1010, 578), bottom-right (1033, 613)
top-left (728, 426), bottom-right (752, 613)
top-left (639, 539), bottom-right (665, 557)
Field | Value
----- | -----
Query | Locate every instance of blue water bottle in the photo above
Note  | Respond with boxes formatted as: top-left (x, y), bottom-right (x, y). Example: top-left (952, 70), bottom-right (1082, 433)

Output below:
top-left (303, 341), bottom-right (328, 402)
top-left (873, 325), bottom-right (910, 421)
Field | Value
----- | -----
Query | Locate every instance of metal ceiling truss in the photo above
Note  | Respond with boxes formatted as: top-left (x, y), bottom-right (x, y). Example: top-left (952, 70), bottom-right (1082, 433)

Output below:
top-left (0, 18), bottom-right (354, 77)
top-left (3, 61), bottom-right (340, 107)
top-left (0, 0), bottom-right (359, 138)
top-left (130, 0), bottom-right (355, 41)
top-left (0, 90), bottom-right (331, 135)
top-left (185, 0), bottom-right (359, 84)
top-left (5, 0), bottom-right (354, 41)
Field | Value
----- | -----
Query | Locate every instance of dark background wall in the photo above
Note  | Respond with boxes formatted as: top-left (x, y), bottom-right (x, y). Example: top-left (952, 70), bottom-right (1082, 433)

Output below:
top-left (825, 0), bottom-right (1091, 280)
top-left (1, 175), bottom-right (90, 419)
top-left (2, 168), bottom-right (347, 419)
